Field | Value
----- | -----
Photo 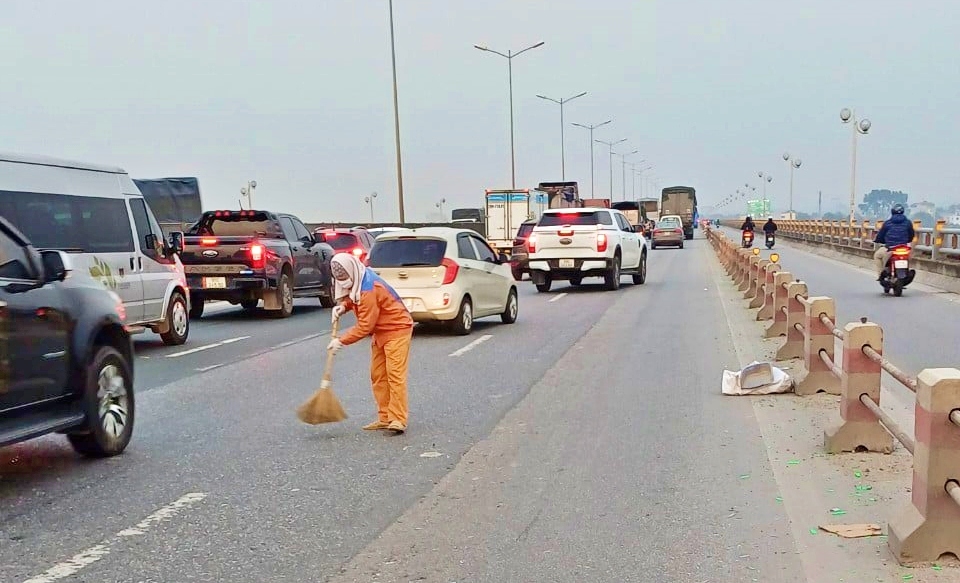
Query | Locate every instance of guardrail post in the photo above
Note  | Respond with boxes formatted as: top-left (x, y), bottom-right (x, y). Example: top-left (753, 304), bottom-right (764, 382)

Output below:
top-left (737, 250), bottom-right (752, 288)
top-left (739, 254), bottom-right (760, 292)
top-left (795, 297), bottom-right (841, 396)
top-left (764, 272), bottom-right (793, 337)
top-left (748, 259), bottom-right (769, 308)
top-left (732, 249), bottom-right (748, 287)
top-left (932, 219), bottom-right (946, 262)
top-left (775, 281), bottom-right (808, 360)
top-left (888, 368), bottom-right (960, 565)
top-left (824, 320), bottom-right (895, 454)
top-left (724, 243), bottom-right (738, 276)
top-left (757, 263), bottom-right (782, 321)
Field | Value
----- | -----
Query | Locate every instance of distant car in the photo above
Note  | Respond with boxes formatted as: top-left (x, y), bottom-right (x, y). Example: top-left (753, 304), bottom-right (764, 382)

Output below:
top-left (315, 227), bottom-right (376, 262)
top-left (509, 219), bottom-right (537, 281)
top-left (0, 216), bottom-right (135, 457)
top-left (366, 227), bottom-right (518, 335)
top-left (650, 215), bottom-right (685, 249)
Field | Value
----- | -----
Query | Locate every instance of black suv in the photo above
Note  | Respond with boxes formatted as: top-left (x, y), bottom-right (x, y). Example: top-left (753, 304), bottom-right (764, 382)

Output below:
top-left (0, 217), bottom-right (135, 457)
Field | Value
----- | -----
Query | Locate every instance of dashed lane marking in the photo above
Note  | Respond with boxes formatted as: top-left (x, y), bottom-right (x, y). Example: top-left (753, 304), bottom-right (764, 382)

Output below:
top-left (449, 334), bottom-right (492, 357)
top-left (165, 336), bottom-right (250, 358)
top-left (548, 292), bottom-right (568, 303)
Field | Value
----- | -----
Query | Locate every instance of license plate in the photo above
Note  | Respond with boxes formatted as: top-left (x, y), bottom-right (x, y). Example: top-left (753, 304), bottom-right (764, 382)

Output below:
top-left (894, 260), bottom-right (908, 269)
top-left (559, 259), bottom-right (575, 268)
top-left (202, 277), bottom-right (227, 289)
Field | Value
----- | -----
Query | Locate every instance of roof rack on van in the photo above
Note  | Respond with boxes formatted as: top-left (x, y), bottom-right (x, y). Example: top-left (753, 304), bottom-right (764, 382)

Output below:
top-left (0, 152), bottom-right (126, 174)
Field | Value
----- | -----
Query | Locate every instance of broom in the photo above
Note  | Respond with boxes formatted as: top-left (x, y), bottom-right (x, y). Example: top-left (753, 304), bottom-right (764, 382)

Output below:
top-left (296, 319), bottom-right (348, 424)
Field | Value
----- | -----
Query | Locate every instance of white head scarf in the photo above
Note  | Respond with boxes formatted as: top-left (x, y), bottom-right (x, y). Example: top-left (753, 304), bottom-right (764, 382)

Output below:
top-left (331, 253), bottom-right (367, 303)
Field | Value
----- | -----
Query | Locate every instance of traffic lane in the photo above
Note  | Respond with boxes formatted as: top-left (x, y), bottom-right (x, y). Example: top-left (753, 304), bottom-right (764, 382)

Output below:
top-left (0, 264), bottom-right (637, 581)
top-left (329, 237), bottom-right (803, 582)
top-left (719, 226), bottom-right (960, 375)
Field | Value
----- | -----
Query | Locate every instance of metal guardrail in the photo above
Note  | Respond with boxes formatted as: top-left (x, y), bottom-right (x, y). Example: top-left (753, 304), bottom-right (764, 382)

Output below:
top-left (705, 224), bottom-right (960, 566)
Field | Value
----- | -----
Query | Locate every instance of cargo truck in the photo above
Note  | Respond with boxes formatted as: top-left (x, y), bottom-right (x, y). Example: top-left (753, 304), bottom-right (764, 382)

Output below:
top-left (536, 181), bottom-right (581, 210)
top-left (485, 189), bottom-right (532, 255)
top-left (660, 186), bottom-right (697, 240)
top-left (639, 198), bottom-right (660, 222)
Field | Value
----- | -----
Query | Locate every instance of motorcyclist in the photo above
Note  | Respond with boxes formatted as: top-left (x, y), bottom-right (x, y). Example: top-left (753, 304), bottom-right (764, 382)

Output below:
top-left (763, 217), bottom-right (778, 235)
top-left (873, 203), bottom-right (915, 280)
top-left (740, 216), bottom-right (755, 232)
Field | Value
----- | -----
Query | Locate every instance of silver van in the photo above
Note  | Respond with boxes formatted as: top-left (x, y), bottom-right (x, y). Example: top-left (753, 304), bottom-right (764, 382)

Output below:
top-left (0, 153), bottom-right (191, 345)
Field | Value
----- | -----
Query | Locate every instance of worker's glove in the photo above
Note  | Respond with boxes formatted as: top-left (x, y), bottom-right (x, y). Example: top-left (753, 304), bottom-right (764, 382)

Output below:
top-left (327, 338), bottom-right (343, 353)
top-left (331, 304), bottom-right (346, 324)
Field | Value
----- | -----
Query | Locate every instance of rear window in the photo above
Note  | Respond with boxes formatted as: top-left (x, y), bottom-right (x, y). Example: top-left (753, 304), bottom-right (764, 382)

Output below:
top-left (188, 213), bottom-right (281, 238)
top-left (538, 211), bottom-right (612, 227)
top-left (319, 232), bottom-right (359, 250)
top-left (658, 218), bottom-right (681, 228)
top-left (516, 223), bottom-right (535, 238)
top-left (367, 238), bottom-right (448, 267)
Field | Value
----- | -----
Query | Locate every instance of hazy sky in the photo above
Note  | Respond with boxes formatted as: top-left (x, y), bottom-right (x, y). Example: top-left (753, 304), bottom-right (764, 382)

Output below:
top-left (2, 0), bottom-right (958, 221)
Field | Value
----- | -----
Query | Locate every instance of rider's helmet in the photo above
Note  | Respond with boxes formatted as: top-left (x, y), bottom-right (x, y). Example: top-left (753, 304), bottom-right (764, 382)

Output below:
top-left (767, 216), bottom-right (774, 220)
top-left (891, 203), bottom-right (905, 215)
top-left (745, 216), bottom-right (752, 221)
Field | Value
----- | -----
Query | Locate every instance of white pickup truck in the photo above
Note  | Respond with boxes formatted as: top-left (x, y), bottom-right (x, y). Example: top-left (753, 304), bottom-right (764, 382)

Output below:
top-left (526, 208), bottom-right (647, 292)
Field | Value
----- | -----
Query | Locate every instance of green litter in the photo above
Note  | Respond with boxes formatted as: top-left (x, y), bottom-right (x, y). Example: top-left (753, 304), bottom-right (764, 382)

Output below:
top-left (901, 575), bottom-right (914, 581)
top-left (932, 564), bottom-right (942, 571)
top-left (854, 470), bottom-right (863, 478)
top-left (855, 484), bottom-right (873, 492)
top-left (787, 460), bottom-right (801, 465)
top-left (830, 508), bottom-right (847, 516)
top-left (809, 528), bottom-right (818, 535)
top-left (739, 474), bottom-right (750, 479)
top-left (775, 496), bottom-right (783, 503)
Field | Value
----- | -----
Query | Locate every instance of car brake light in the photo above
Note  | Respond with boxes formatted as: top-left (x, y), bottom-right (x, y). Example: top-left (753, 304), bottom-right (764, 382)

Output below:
top-left (596, 233), bottom-right (608, 252)
top-left (558, 227), bottom-right (574, 237)
top-left (892, 247), bottom-right (911, 257)
top-left (201, 237), bottom-right (218, 246)
top-left (527, 234), bottom-right (538, 253)
top-left (249, 243), bottom-right (265, 268)
top-left (441, 258), bottom-right (459, 284)
top-left (351, 247), bottom-right (364, 258)
top-left (674, 229), bottom-right (683, 234)
top-left (653, 229), bottom-right (662, 235)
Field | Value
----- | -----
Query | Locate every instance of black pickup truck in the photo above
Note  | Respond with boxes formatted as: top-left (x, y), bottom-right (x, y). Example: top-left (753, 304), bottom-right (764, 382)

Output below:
top-left (181, 210), bottom-right (336, 318)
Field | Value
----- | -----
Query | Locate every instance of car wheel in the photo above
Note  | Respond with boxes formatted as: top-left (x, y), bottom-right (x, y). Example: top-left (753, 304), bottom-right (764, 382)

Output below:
top-left (633, 254), bottom-right (647, 285)
top-left (189, 298), bottom-right (204, 319)
top-left (679, 240), bottom-right (684, 249)
top-left (511, 265), bottom-right (522, 281)
top-left (501, 288), bottom-right (518, 324)
top-left (604, 255), bottom-right (621, 291)
top-left (319, 280), bottom-right (336, 308)
top-left (535, 274), bottom-right (552, 293)
top-left (160, 292), bottom-right (189, 346)
top-left (241, 299), bottom-right (259, 311)
top-left (450, 297), bottom-right (473, 335)
top-left (570, 277), bottom-right (582, 286)
top-left (67, 345), bottom-right (135, 458)
top-left (269, 271), bottom-right (294, 318)
top-left (651, 242), bottom-right (657, 250)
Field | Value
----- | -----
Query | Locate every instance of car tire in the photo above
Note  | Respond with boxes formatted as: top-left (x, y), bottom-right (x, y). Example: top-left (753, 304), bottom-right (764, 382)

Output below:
top-left (633, 253), bottom-right (647, 285)
top-left (189, 298), bottom-right (204, 319)
top-left (450, 297), bottom-right (473, 335)
top-left (269, 271), bottom-right (294, 318)
top-left (241, 299), bottom-right (259, 311)
top-left (501, 288), bottom-right (518, 324)
top-left (679, 240), bottom-right (684, 249)
top-left (67, 345), bottom-right (135, 458)
top-left (604, 255), bottom-right (621, 291)
top-left (319, 278), bottom-right (336, 308)
top-left (651, 242), bottom-right (657, 250)
top-left (159, 292), bottom-right (189, 346)
top-left (570, 276), bottom-right (582, 286)
top-left (535, 275), bottom-right (552, 293)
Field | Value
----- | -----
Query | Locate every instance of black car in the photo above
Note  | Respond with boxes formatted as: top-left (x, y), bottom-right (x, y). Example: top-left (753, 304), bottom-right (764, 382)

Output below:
top-left (0, 216), bottom-right (135, 457)
top-left (509, 219), bottom-right (538, 281)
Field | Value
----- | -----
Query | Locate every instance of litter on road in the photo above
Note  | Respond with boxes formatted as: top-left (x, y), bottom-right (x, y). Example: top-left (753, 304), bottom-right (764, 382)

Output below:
top-left (818, 524), bottom-right (883, 538)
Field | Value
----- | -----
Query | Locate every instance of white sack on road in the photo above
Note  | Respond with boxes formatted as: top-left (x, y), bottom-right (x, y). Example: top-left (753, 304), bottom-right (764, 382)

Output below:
top-left (721, 361), bottom-right (793, 395)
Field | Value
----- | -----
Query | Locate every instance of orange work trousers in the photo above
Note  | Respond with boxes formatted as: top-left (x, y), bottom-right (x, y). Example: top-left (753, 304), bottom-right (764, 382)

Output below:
top-left (370, 331), bottom-right (412, 425)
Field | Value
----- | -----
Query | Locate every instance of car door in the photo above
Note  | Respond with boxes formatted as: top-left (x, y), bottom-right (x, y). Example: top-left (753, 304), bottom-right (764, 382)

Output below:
top-left (128, 197), bottom-right (177, 323)
top-left (290, 218), bottom-right (324, 287)
top-left (469, 234), bottom-right (510, 314)
top-left (278, 216), bottom-right (309, 288)
top-left (0, 232), bottom-right (70, 411)
top-left (616, 213), bottom-right (640, 268)
top-left (455, 233), bottom-right (489, 313)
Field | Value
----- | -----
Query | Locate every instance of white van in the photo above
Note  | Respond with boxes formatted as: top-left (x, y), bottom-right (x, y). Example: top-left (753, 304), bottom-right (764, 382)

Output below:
top-left (0, 152), bottom-right (192, 345)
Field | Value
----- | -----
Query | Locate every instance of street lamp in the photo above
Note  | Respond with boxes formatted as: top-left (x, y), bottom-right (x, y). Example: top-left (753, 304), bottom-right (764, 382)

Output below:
top-left (617, 150), bottom-right (640, 200)
top-left (571, 119), bottom-right (612, 197)
top-left (757, 171), bottom-right (773, 213)
top-left (595, 138), bottom-right (627, 199)
top-left (635, 164), bottom-right (652, 198)
top-left (435, 198), bottom-right (446, 217)
top-left (536, 91), bottom-right (586, 180)
top-left (840, 107), bottom-right (872, 225)
top-left (240, 180), bottom-right (257, 209)
top-left (364, 191), bottom-right (378, 223)
top-left (474, 41), bottom-right (546, 189)
top-left (388, 0), bottom-right (405, 223)
top-left (781, 153), bottom-right (802, 218)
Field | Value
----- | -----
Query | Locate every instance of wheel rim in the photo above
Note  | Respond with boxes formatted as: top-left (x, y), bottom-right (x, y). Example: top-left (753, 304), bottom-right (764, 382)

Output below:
top-left (509, 293), bottom-right (518, 319)
top-left (641, 258), bottom-right (646, 280)
top-left (283, 278), bottom-right (293, 308)
top-left (97, 363), bottom-right (129, 439)
top-left (463, 302), bottom-right (473, 330)
top-left (172, 299), bottom-right (188, 337)
top-left (614, 260), bottom-right (620, 280)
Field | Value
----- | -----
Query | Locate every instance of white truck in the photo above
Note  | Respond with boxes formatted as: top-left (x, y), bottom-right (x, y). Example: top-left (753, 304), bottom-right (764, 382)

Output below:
top-left (526, 207), bottom-right (647, 293)
top-left (484, 189), bottom-right (532, 255)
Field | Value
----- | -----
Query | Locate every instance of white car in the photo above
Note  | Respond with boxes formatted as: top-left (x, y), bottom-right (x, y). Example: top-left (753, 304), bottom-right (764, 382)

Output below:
top-left (366, 227), bottom-right (519, 335)
top-left (526, 207), bottom-right (647, 292)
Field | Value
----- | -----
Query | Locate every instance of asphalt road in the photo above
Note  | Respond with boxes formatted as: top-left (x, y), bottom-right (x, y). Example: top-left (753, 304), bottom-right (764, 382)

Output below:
top-left (2, 231), bottom-right (929, 581)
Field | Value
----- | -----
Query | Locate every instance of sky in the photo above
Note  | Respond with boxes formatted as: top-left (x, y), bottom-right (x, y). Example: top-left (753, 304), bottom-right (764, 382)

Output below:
top-left (2, 0), bottom-right (959, 222)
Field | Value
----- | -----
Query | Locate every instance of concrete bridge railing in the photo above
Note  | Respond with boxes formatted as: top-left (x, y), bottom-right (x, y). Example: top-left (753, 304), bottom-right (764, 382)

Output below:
top-left (707, 224), bottom-right (960, 567)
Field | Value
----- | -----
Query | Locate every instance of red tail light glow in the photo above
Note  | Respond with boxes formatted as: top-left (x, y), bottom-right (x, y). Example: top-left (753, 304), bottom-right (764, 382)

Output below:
top-left (527, 234), bottom-right (538, 253)
top-left (351, 247), bottom-right (364, 258)
top-left (892, 246), bottom-right (911, 257)
top-left (596, 233), bottom-right (608, 253)
top-left (441, 258), bottom-right (459, 284)
top-left (200, 237), bottom-right (218, 246)
top-left (674, 229), bottom-right (682, 234)
top-left (249, 243), bottom-right (265, 269)
top-left (653, 229), bottom-right (662, 235)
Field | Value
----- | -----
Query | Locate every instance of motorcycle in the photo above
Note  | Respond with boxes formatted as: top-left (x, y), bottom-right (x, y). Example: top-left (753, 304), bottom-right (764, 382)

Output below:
top-left (879, 244), bottom-right (916, 297)
top-left (741, 230), bottom-right (754, 248)
top-left (765, 232), bottom-right (775, 249)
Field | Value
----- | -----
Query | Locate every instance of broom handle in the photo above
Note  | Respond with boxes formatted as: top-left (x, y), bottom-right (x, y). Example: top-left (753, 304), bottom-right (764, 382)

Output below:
top-left (322, 318), bottom-right (340, 385)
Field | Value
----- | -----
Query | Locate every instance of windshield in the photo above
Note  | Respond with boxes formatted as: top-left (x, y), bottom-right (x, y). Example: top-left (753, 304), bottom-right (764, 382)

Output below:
top-left (658, 218), bottom-right (681, 229)
top-left (188, 213), bottom-right (281, 238)
top-left (538, 211), bottom-right (612, 227)
top-left (367, 238), bottom-right (447, 267)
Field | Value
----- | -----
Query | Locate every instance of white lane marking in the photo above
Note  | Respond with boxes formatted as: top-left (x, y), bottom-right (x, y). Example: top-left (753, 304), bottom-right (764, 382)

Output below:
top-left (196, 363), bottom-right (224, 373)
top-left (548, 292), bottom-right (568, 303)
top-left (165, 336), bottom-right (250, 358)
top-left (449, 334), bottom-right (492, 357)
top-left (21, 492), bottom-right (207, 583)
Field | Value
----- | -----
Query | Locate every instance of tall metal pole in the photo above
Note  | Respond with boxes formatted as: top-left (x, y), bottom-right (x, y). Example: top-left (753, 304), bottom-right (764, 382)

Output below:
top-left (571, 120), bottom-right (611, 198)
top-left (789, 164), bottom-right (794, 215)
top-left (608, 144), bottom-right (614, 199)
top-left (849, 118), bottom-right (858, 225)
top-left (507, 51), bottom-right (515, 189)
top-left (537, 92), bottom-right (585, 181)
top-left (388, 0), bottom-right (405, 223)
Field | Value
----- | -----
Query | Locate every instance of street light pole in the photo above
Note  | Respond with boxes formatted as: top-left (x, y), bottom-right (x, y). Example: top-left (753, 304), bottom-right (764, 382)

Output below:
top-left (536, 92), bottom-right (586, 180)
top-left (388, 0), bottom-right (405, 223)
top-left (595, 138), bottom-right (627, 199)
top-left (571, 120), bottom-right (612, 198)
top-left (781, 153), bottom-right (802, 218)
top-left (757, 171), bottom-right (773, 214)
top-left (840, 108), bottom-right (872, 225)
top-left (364, 191), bottom-right (378, 223)
top-left (240, 180), bottom-right (257, 209)
top-left (474, 41), bottom-right (545, 189)
top-left (617, 151), bottom-right (639, 201)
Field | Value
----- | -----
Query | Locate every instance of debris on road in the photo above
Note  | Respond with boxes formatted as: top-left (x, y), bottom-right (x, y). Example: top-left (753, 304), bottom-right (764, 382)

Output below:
top-left (818, 523), bottom-right (883, 538)
top-left (721, 361), bottom-right (793, 395)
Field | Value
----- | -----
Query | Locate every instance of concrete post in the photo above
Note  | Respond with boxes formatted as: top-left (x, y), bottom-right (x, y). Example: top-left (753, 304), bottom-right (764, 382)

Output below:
top-left (740, 255), bottom-right (760, 293)
top-left (734, 250), bottom-right (750, 288)
top-left (748, 259), bottom-right (770, 308)
top-left (757, 263), bottom-right (781, 321)
top-left (764, 272), bottom-right (793, 338)
top-left (888, 368), bottom-right (960, 565)
top-left (775, 281), bottom-right (808, 360)
top-left (794, 297), bottom-right (841, 396)
top-left (823, 320), bottom-right (894, 454)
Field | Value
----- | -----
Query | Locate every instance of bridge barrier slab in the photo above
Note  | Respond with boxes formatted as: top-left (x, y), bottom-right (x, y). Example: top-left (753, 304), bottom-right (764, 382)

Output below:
top-left (795, 297), bottom-right (841, 396)
top-left (748, 260), bottom-right (770, 308)
top-left (757, 263), bottom-right (781, 320)
top-left (775, 281), bottom-right (808, 361)
top-left (764, 272), bottom-right (793, 338)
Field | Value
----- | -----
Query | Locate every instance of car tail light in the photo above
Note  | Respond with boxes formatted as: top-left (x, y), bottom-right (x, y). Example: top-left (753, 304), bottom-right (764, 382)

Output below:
top-left (892, 246), bottom-right (911, 257)
top-left (596, 233), bottom-right (608, 253)
top-left (351, 247), bottom-right (364, 258)
top-left (558, 227), bottom-right (574, 237)
top-left (441, 258), bottom-right (459, 284)
top-left (674, 229), bottom-right (683, 234)
top-left (201, 237), bottom-right (218, 246)
top-left (527, 234), bottom-right (538, 253)
top-left (249, 243), bottom-right (265, 269)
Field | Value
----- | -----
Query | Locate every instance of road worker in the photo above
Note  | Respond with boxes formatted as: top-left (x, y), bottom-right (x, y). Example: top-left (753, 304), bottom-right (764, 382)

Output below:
top-left (328, 253), bottom-right (414, 433)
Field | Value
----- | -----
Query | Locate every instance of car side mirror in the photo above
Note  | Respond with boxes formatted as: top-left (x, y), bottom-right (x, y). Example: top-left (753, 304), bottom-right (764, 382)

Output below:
top-left (301, 235), bottom-right (315, 246)
top-left (498, 252), bottom-right (510, 264)
top-left (168, 231), bottom-right (184, 255)
top-left (41, 249), bottom-right (73, 283)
